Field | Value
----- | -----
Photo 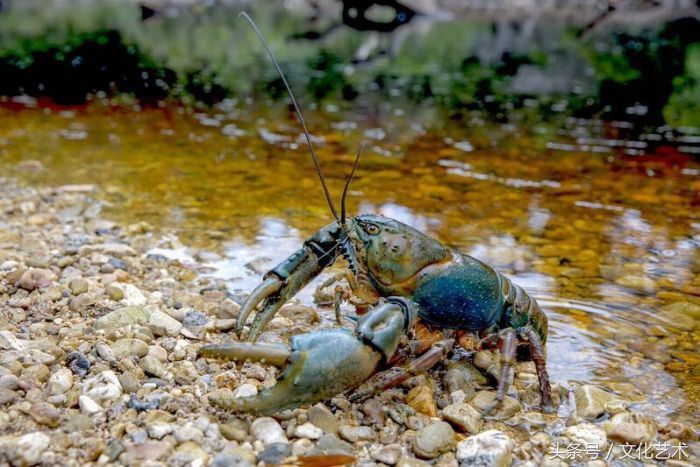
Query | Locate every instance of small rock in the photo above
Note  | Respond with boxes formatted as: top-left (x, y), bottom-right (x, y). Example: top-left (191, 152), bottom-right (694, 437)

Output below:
top-left (372, 444), bottom-right (402, 465)
top-left (148, 309), bottom-right (182, 336)
top-left (407, 385), bottom-right (437, 417)
top-left (470, 391), bottom-right (522, 419)
top-left (604, 413), bottom-right (657, 445)
top-left (615, 274), bottom-right (656, 292)
top-left (659, 421), bottom-right (698, 442)
top-left (442, 403), bottom-right (483, 434)
top-left (128, 394), bottom-right (160, 412)
top-left (413, 421), bottom-right (455, 459)
top-left (212, 451), bottom-right (254, 467)
top-left (111, 338), bottom-right (148, 360)
top-left (0, 388), bottom-right (17, 405)
top-left (169, 441), bottom-right (209, 465)
top-left (308, 403), bottom-right (340, 434)
top-left (309, 434), bottom-right (354, 456)
top-left (251, 417), bottom-right (288, 445)
top-left (0, 331), bottom-right (29, 350)
top-left (118, 371), bottom-right (140, 394)
top-left (0, 374), bottom-right (19, 390)
top-left (106, 285), bottom-right (125, 301)
top-left (28, 402), bottom-right (61, 428)
top-left (233, 383), bottom-right (258, 399)
top-left (0, 431), bottom-right (51, 466)
top-left (82, 370), bottom-right (122, 402)
top-left (257, 443), bottom-right (291, 464)
top-left (69, 277), bottom-right (89, 295)
top-left (362, 398), bottom-right (386, 425)
top-left (146, 422), bottom-right (173, 440)
top-left (339, 425), bottom-right (376, 443)
top-left (294, 422), bottom-right (323, 440)
top-left (65, 413), bottom-right (93, 432)
top-left (139, 356), bottom-right (166, 378)
top-left (456, 430), bottom-right (513, 467)
top-left (47, 368), bottom-right (73, 395)
top-left (564, 423), bottom-right (608, 450)
top-left (574, 385), bottom-right (618, 419)
top-left (79, 395), bottom-right (102, 414)
top-left (122, 441), bottom-right (171, 463)
top-left (94, 305), bottom-right (152, 330)
top-left (18, 268), bottom-right (56, 290)
top-left (66, 351), bottom-right (90, 377)
top-left (173, 425), bottom-right (204, 444)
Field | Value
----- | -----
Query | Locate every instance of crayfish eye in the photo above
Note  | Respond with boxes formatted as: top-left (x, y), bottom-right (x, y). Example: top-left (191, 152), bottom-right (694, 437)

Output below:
top-left (365, 224), bottom-right (380, 235)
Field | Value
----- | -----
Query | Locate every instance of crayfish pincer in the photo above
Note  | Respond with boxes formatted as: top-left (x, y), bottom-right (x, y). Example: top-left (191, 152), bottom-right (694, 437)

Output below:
top-left (199, 13), bottom-right (554, 415)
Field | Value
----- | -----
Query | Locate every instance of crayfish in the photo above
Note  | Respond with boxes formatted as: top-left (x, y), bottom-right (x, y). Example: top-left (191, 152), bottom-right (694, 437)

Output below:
top-left (199, 13), bottom-right (553, 415)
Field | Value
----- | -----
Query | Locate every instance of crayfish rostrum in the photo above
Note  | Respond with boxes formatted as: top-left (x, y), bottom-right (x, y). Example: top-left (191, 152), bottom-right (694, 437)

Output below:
top-left (199, 13), bottom-right (553, 415)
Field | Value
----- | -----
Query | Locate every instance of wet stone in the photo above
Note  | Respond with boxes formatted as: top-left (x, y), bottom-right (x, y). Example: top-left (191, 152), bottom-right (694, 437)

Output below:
top-left (0, 431), bottom-right (51, 466)
top-left (470, 391), bottom-right (522, 419)
top-left (456, 430), bottom-right (513, 467)
top-left (251, 417), bottom-right (288, 445)
top-left (257, 442), bottom-right (291, 464)
top-left (372, 444), bottom-right (402, 465)
top-left (564, 423), bottom-right (608, 450)
top-left (309, 434), bottom-right (354, 456)
top-left (213, 451), bottom-right (254, 467)
top-left (574, 384), bottom-right (618, 419)
top-left (339, 425), bottom-right (376, 443)
top-left (413, 421), bottom-right (455, 459)
top-left (308, 403), bottom-right (340, 434)
top-left (442, 403), bottom-right (483, 434)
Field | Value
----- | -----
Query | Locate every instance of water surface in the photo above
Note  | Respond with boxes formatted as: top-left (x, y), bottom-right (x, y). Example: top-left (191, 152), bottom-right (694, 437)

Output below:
top-left (1, 100), bottom-right (698, 427)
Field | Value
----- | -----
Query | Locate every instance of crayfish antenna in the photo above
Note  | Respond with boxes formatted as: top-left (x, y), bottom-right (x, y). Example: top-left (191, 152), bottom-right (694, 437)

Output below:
top-left (239, 12), bottom-right (339, 220)
top-left (340, 142), bottom-right (364, 227)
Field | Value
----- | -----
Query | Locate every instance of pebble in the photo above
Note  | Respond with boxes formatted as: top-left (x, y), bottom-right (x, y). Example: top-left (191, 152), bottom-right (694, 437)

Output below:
top-left (294, 422), bottom-right (323, 440)
top-left (65, 351), bottom-right (90, 376)
top-left (564, 423), bottom-right (608, 449)
top-left (233, 383), bottom-right (258, 398)
top-left (118, 371), bottom-right (140, 394)
top-left (470, 391), bottom-right (522, 419)
top-left (111, 338), bottom-right (148, 359)
top-left (94, 305), bottom-right (151, 330)
top-left (69, 277), bottom-right (89, 294)
top-left (456, 430), bottom-right (513, 467)
top-left (28, 402), bottom-right (61, 427)
top-left (0, 431), bottom-right (51, 466)
top-left (257, 442), bottom-right (291, 464)
top-left (372, 444), bottom-right (402, 465)
top-left (0, 388), bottom-right (17, 405)
top-left (574, 384), bottom-right (618, 419)
top-left (47, 368), bottom-right (73, 395)
top-left (82, 370), bottom-right (122, 402)
top-left (604, 412), bottom-right (657, 445)
top-left (139, 356), bottom-right (166, 378)
top-left (212, 451), bottom-right (254, 467)
top-left (407, 385), bottom-right (438, 417)
top-left (146, 421), bottom-right (173, 440)
top-left (170, 441), bottom-right (209, 465)
top-left (339, 425), bottom-right (376, 443)
top-left (65, 412), bottom-right (94, 432)
top-left (79, 395), bottom-right (102, 414)
top-left (0, 374), bottom-right (20, 390)
top-left (413, 421), bottom-right (455, 459)
top-left (308, 403), bottom-right (340, 434)
top-left (442, 403), bottom-right (483, 434)
top-left (148, 309), bottom-right (183, 336)
top-left (0, 330), bottom-right (29, 350)
top-left (251, 417), bottom-right (288, 445)
top-left (18, 268), bottom-right (56, 290)
top-left (309, 434), bottom-right (353, 455)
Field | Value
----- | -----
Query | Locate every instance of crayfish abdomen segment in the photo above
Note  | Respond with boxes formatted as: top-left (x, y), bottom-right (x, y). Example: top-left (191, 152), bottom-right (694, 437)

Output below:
top-left (411, 254), bottom-right (505, 331)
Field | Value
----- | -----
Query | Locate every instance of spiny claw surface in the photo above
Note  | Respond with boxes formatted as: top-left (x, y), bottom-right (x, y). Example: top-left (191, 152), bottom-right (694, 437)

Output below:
top-left (235, 277), bottom-right (282, 337)
top-left (200, 329), bottom-right (382, 414)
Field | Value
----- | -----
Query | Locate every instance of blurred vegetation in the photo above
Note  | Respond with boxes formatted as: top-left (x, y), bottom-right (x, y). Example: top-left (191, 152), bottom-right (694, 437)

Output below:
top-left (0, 0), bottom-right (698, 129)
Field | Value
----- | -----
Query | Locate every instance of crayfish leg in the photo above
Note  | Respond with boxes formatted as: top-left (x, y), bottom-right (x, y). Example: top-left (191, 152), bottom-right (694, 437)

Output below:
top-left (519, 326), bottom-right (554, 413)
top-left (348, 338), bottom-right (454, 403)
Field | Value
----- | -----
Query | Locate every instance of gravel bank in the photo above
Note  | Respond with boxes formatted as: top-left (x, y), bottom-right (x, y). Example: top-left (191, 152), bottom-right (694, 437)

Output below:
top-left (0, 178), bottom-right (697, 466)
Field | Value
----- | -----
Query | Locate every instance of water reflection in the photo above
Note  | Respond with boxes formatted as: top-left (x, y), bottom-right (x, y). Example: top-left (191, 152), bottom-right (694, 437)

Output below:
top-left (0, 102), bottom-right (698, 425)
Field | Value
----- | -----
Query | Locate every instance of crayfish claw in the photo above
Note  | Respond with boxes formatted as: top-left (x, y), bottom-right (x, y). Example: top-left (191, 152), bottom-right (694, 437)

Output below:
top-left (235, 277), bottom-right (283, 337)
top-left (200, 329), bottom-right (383, 414)
top-left (199, 341), bottom-right (291, 367)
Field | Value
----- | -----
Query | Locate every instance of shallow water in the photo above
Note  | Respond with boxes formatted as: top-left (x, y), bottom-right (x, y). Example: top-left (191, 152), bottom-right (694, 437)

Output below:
top-left (1, 100), bottom-right (698, 427)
